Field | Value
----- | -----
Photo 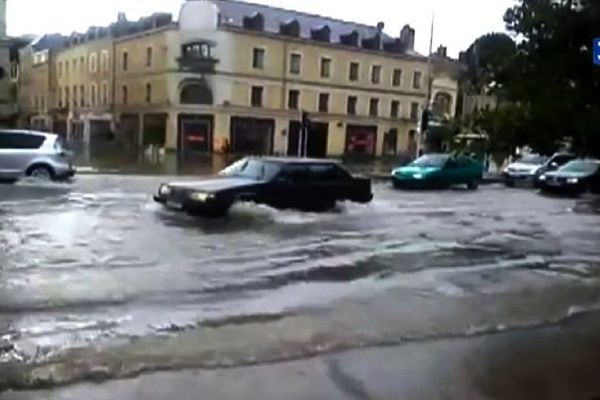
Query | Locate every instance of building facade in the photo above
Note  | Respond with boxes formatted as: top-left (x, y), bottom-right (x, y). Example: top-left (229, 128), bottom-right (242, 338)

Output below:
top-left (17, 0), bottom-right (461, 158)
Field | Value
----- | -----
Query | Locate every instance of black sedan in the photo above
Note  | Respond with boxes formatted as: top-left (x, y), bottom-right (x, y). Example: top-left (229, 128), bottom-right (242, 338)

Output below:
top-left (538, 159), bottom-right (600, 196)
top-left (534, 152), bottom-right (577, 187)
top-left (154, 157), bottom-right (373, 217)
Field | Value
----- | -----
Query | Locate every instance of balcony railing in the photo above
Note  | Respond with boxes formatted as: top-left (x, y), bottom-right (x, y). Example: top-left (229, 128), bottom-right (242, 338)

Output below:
top-left (177, 56), bottom-right (219, 74)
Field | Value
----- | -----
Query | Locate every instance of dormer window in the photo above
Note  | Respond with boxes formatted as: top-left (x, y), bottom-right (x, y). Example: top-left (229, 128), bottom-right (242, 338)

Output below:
top-left (279, 19), bottom-right (300, 37)
top-left (311, 25), bottom-right (331, 43)
top-left (340, 30), bottom-right (359, 47)
top-left (243, 12), bottom-right (265, 31)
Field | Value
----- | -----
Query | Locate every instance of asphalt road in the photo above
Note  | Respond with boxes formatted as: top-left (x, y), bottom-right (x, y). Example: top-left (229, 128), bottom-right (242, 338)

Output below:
top-left (1, 176), bottom-right (600, 398)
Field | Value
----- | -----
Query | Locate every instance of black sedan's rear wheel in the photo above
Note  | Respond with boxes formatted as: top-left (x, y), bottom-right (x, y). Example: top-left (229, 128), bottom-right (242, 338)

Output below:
top-left (467, 180), bottom-right (480, 190)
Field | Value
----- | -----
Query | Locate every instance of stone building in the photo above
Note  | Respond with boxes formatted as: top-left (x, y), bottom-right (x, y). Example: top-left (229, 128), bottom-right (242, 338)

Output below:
top-left (0, 0), bottom-right (30, 127)
top-left (17, 0), bottom-right (461, 158)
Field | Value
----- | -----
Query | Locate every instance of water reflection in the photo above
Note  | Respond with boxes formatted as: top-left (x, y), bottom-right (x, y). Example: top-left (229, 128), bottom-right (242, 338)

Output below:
top-left (70, 142), bottom-right (400, 176)
top-left (72, 142), bottom-right (243, 176)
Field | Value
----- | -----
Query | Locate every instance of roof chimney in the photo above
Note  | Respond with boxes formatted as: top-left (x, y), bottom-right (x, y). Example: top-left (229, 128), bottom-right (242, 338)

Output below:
top-left (436, 45), bottom-right (447, 57)
top-left (400, 24), bottom-right (415, 51)
top-left (376, 22), bottom-right (385, 32)
top-left (117, 12), bottom-right (127, 22)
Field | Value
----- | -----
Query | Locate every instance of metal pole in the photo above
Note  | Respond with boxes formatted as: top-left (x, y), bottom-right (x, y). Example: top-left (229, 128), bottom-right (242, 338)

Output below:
top-left (303, 123), bottom-right (309, 158)
top-left (297, 111), bottom-right (302, 157)
top-left (420, 11), bottom-right (435, 156)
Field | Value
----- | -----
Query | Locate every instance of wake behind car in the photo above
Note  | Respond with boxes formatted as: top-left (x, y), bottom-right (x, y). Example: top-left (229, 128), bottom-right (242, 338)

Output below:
top-left (154, 157), bottom-right (373, 217)
top-left (0, 130), bottom-right (75, 183)
top-left (538, 159), bottom-right (600, 196)
top-left (391, 153), bottom-right (484, 190)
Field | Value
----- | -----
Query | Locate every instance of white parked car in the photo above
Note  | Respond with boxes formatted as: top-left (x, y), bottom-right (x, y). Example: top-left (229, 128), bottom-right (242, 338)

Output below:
top-left (0, 130), bottom-right (76, 183)
top-left (502, 154), bottom-right (549, 187)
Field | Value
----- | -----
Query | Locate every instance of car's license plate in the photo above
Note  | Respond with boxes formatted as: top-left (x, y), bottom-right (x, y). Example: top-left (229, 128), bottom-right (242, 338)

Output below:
top-left (166, 200), bottom-right (183, 210)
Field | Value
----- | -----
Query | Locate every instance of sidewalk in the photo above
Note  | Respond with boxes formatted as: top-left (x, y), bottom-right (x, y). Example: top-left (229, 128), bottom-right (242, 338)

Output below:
top-left (3, 311), bottom-right (600, 400)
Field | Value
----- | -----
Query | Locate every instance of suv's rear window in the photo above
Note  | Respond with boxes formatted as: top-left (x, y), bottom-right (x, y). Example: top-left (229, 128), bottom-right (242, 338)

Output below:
top-left (0, 133), bottom-right (45, 150)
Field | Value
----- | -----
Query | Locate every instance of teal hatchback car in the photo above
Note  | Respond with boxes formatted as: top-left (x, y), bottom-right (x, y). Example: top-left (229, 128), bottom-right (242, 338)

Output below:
top-left (391, 154), bottom-right (484, 190)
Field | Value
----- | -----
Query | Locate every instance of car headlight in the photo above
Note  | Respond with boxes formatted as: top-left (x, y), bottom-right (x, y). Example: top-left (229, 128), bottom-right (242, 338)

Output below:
top-left (538, 175), bottom-right (546, 181)
top-left (567, 178), bottom-right (579, 184)
top-left (190, 192), bottom-right (215, 202)
top-left (413, 173), bottom-right (424, 179)
top-left (158, 185), bottom-right (171, 196)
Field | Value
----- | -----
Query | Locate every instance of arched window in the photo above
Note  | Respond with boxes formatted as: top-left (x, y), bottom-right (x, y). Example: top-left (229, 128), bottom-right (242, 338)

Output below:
top-left (179, 80), bottom-right (213, 105)
top-left (433, 92), bottom-right (453, 117)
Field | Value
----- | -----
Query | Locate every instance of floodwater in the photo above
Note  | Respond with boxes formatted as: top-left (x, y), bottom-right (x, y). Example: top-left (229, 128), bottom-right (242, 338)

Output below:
top-left (1, 175), bottom-right (600, 391)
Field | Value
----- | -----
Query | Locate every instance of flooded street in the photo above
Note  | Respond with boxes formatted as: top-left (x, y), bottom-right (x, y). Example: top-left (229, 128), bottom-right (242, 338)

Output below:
top-left (1, 176), bottom-right (600, 396)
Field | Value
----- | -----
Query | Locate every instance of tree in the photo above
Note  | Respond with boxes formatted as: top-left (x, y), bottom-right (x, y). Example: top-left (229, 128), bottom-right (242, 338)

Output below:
top-left (462, 33), bottom-right (517, 96)
top-left (502, 0), bottom-right (600, 155)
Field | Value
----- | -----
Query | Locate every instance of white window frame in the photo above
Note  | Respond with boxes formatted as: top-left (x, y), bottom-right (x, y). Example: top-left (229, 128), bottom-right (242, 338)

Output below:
top-left (392, 68), bottom-right (403, 87)
top-left (317, 92), bottom-right (330, 113)
top-left (146, 46), bottom-right (154, 68)
top-left (145, 81), bottom-right (152, 103)
top-left (390, 99), bottom-right (401, 118)
top-left (122, 49), bottom-right (129, 72)
top-left (349, 61), bottom-right (360, 82)
top-left (371, 65), bottom-right (382, 85)
top-left (347, 95), bottom-right (358, 115)
top-left (287, 88), bottom-right (301, 110)
top-left (289, 52), bottom-right (302, 75)
top-left (90, 82), bottom-right (98, 107)
top-left (252, 46), bottom-right (266, 70)
top-left (369, 97), bottom-right (380, 117)
top-left (102, 81), bottom-right (109, 106)
top-left (413, 71), bottom-right (423, 89)
top-left (89, 53), bottom-right (98, 73)
top-left (101, 50), bottom-right (110, 72)
top-left (250, 85), bottom-right (264, 107)
top-left (320, 56), bottom-right (332, 79)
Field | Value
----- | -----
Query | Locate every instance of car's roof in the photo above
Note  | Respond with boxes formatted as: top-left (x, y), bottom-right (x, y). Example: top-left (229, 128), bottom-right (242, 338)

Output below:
top-left (247, 156), bottom-right (341, 165)
top-left (0, 129), bottom-right (57, 139)
top-left (568, 158), bottom-right (600, 164)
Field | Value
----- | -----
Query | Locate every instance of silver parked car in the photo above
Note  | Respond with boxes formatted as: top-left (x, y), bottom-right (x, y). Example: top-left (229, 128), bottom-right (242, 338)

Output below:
top-left (0, 130), bottom-right (76, 183)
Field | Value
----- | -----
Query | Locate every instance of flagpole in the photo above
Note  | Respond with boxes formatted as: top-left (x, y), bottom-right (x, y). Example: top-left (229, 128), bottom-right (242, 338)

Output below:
top-left (426, 11), bottom-right (435, 108)
top-left (419, 11), bottom-right (435, 157)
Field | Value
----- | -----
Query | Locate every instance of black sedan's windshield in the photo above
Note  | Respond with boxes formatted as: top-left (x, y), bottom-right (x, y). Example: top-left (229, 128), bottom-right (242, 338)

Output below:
top-left (559, 160), bottom-right (600, 174)
top-left (219, 159), bottom-right (280, 181)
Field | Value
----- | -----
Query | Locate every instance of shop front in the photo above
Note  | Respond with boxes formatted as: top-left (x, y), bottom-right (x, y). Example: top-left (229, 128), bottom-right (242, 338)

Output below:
top-left (287, 121), bottom-right (329, 158)
top-left (230, 117), bottom-right (274, 155)
top-left (178, 114), bottom-right (213, 156)
top-left (345, 125), bottom-right (378, 156)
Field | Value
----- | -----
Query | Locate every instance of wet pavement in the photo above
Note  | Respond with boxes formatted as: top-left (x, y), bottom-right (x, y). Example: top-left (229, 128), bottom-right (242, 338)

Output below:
top-left (1, 175), bottom-right (600, 397)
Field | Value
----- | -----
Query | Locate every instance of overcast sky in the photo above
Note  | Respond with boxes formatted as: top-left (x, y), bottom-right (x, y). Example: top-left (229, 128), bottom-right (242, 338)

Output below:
top-left (7, 0), bottom-right (516, 56)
